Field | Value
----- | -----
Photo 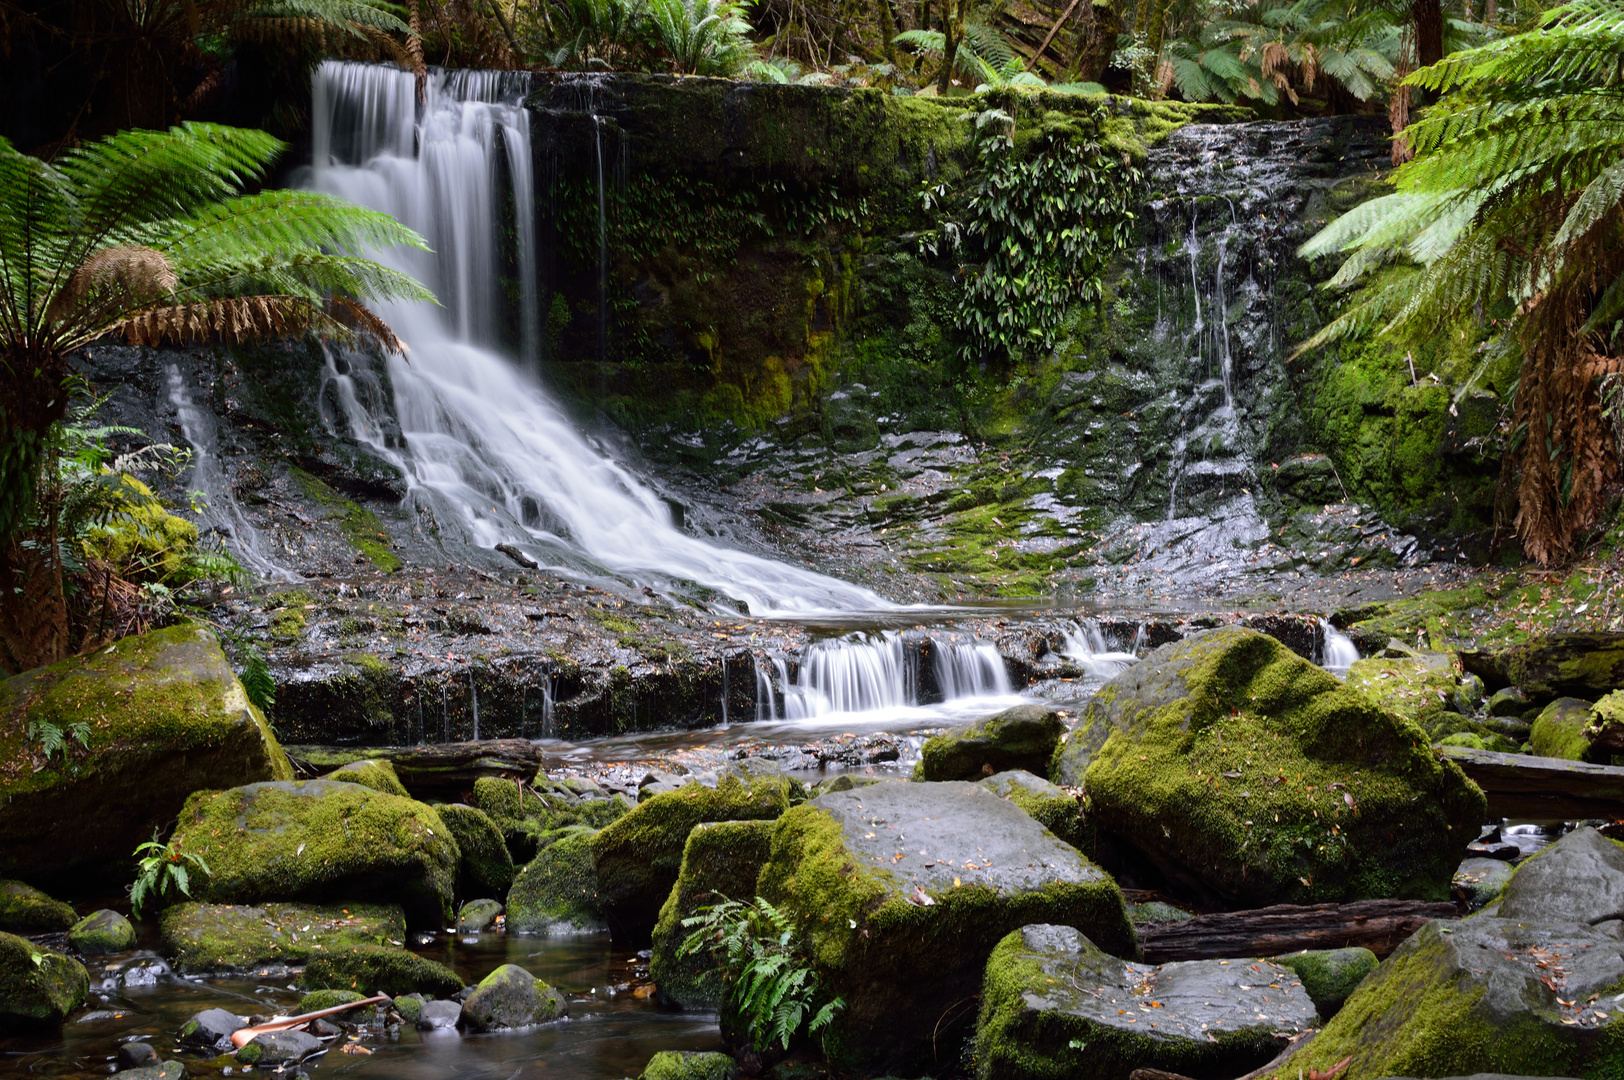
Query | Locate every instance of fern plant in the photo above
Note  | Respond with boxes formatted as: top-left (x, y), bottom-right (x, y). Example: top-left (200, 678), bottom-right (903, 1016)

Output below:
top-left (129, 832), bottom-right (211, 918)
top-left (680, 896), bottom-right (844, 1053)
top-left (27, 719), bottom-right (92, 773)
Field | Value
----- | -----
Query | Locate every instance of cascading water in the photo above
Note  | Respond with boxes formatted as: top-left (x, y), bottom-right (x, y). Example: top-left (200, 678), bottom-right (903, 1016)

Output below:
top-left (1319, 618), bottom-right (1360, 675)
top-left (307, 61), bottom-right (889, 615)
top-left (757, 632), bottom-right (1016, 724)
top-left (1060, 619), bottom-right (1139, 678)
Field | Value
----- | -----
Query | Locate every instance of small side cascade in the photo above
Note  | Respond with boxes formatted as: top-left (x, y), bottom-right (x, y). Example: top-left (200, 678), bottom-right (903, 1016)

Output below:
top-left (1319, 618), bottom-right (1360, 676)
top-left (753, 653), bottom-right (778, 722)
top-left (756, 632), bottom-right (1011, 721)
top-left (932, 636), bottom-right (1012, 700)
top-left (1060, 619), bottom-right (1139, 678)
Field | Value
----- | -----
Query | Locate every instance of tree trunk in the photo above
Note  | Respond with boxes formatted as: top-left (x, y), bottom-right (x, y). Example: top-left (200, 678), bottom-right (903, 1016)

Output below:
top-left (1137, 899), bottom-right (1459, 963)
top-left (1411, 0), bottom-right (1444, 68)
top-left (937, 0), bottom-right (958, 94)
top-left (0, 535), bottom-right (70, 674)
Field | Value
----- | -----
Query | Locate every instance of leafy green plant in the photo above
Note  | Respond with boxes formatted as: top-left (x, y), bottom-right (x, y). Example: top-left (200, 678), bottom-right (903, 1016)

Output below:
top-left (27, 719), bottom-right (92, 773)
top-left (680, 896), bottom-right (844, 1053)
top-left (240, 643), bottom-right (277, 713)
top-left (129, 833), bottom-right (211, 918)
top-left (647, 0), bottom-right (755, 74)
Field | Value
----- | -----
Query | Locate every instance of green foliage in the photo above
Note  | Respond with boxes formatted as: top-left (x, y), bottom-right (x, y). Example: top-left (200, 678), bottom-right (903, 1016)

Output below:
top-left (680, 896), bottom-right (843, 1053)
top-left (648, 0), bottom-right (755, 74)
top-left (26, 718), bottom-right (92, 774)
top-left (240, 644), bottom-right (276, 712)
top-left (521, 0), bottom-right (756, 74)
top-left (129, 832), bottom-right (212, 919)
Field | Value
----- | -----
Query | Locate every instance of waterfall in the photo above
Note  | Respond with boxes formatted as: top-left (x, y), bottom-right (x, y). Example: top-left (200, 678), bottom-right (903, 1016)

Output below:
top-left (1060, 619), bottom-right (1138, 678)
top-left (307, 61), bottom-right (889, 615)
top-left (758, 632), bottom-right (1013, 722)
top-left (1319, 619), bottom-right (1360, 675)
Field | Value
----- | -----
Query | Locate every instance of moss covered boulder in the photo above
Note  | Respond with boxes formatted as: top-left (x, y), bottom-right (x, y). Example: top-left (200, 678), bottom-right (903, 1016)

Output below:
top-left (1345, 653), bottom-right (1460, 737)
top-left (458, 898), bottom-right (503, 933)
top-left (0, 624), bottom-right (292, 888)
top-left (437, 803), bottom-right (515, 898)
top-left (976, 924), bottom-right (1316, 1080)
top-left (297, 987), bottom-right (387, 1023)
top-left (170, 778), bottom-right (459, 928)
top-left (67, 909), bottom-right (135, 955)
top-left (159, 901), bottom-right (405, 973)
top-left (324, 759), bottom-right (410, 797)
top-left (979, 771), bottom-right (1090, 851)
top-left (639, 1051), bottom-right (735, 1080)
top-left (1051, 627), bottom-right (1484, 906)
top-left (0, 881), bottom-right (76, 933)
top-left (473, 775), bottom-right (631, 862)
top-left (592, 771), bottom-right (795, 941)
top-left (0, 932), bottom-right (88, 1028)
top-left (1499, 632), bottom-right (1624, 698)
top-left (915, 705), bottom-right (1064, 782)
top-left (460, 963), bottom-right (566, 1030)
top-left (301, 943), bottom-right (463, 997)
top-left (757, 780), bottom-right (1135, 1075)
top-left (650, 819), bottom-right (776, 1008)
top-left (1270, 946), bottom-right (1377, 1018)
top-left (506, 830), bottom-right (605, 934)
top-left (1530, 698), bottom-right (1595, 761)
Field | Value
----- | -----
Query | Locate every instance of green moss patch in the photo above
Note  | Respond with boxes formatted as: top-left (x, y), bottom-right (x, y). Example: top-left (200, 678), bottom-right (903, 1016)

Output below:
top-left (435, 803), bottom-right (515, 898)
top-left (507, 829), bottom-right (605, 934)
top-left (0, 881), bottom-right (76, 933)
top-left (302, 943), bottom-right (463, 997)
top-left (1270, 946), bottom-right (1377, 1018)
top-left (160, 901), bottom-right (405, 973)
top-left (640, 1050), bottom-right (736, 1080)
top-left (650, 819), bottom-right (776, 1009)
top-left (916, 705), bottom-right (1063, 781)
top-left (290, 468), bottom-right (402, 572)
top-left (1530, 697), bottom-right (1595, 761)
top-left (324, 759), bottom-right (410, 797)
top-left (0, 932), bottom-right (88, 1028)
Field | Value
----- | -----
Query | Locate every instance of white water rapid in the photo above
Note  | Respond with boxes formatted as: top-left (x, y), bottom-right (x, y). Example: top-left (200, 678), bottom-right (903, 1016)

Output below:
top-left (307, 61), bottom-right (889, 616)
top-left (1319, 618), bottom-right (1360, 676)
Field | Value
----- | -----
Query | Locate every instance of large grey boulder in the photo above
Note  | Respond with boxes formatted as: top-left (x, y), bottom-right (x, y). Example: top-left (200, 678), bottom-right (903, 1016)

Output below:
top-left (237, 1028), bottom-right (323, 1066)
top-left (1498, 826), bottom-right (1624, 924)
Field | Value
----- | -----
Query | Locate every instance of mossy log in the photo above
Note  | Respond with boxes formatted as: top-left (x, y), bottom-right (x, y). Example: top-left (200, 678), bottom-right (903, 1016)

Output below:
top-left (285, 741), bottom-right (546, 798)
top-left (1137, 899), bottom-right (1458, 963)
top-left (1438, 745), bottom-right (1624, 818)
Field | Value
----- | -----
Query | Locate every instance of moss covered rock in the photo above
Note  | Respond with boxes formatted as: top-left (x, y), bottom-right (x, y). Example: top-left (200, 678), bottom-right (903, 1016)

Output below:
top-left (170, 778), bottom-right (459, 928)
top-left (506, 829), bottom-right (605, 934)
top-left (979, 770), bottom-right (1090, 851)
top-left (159, 901), bottom-right (405, 973)
top-left (296, 987), bottom-right (381, 1020)
top-left (0, 624), bottom-right (292, 888)
top-left (67, 909), bottom-right (134, 955)
top-left (650, 819), bottom-right (776, 1009)
top-left (1453, 856), bottom-right (1514, 910)
top-left (976, 924), bottom-right (1315, 1080)
top-left (0, 881), bottom-right (75, 933)
top-left (1499, 632), bottom-right (1624, 699)
top-left (458, 898), bottom-right (503, 933)
top-left (1270, 947), bottom-right (1377, 1018)
top-left (757, 780), bottom-right (1135, 1075)
top-left (1051, 627), bottom-right (1484, 906)
top-left (915, 705), bottom-right (1064, 781)
top-left (640, 1050), bottom-right (736, 1080)
top-left (1344, 653), bottom-right (1460, 738)
top-left (325, 759), bottom-right (410, 797)
top-left (473, 775), bottom-right (631, 862)
top-left (0, 932), bottom-right (88, 1028)
top-left (1530, 698), bottom-right (1594, 761)
top-left (460, 962), bottom-right (566, 1030)
top-left (1586, 690), bottom-right (1624, 761)
top-left (301, 943), bottom-right (463, 997)
top-left (592, 772), bottom-right (795, 941)
top-left (437, 803), bottom-right (515, 898)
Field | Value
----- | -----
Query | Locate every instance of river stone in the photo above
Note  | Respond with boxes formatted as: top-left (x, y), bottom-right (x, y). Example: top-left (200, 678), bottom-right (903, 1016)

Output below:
top-left (757, 780), bottom-right (1135, 1075)
top-left (117, 1041), bottom-right (161, 1069)
top-left (1499, 826), bottom-right (1624, 924)
top-left (0, 624), bottom-right (292, 889)
top-left (324, 759), bottom-right (410, 797)
top-left (1530, 698), bottom-right (1595, 761)
top-left (112, 1062), bottom-right (185, 1080)
top-left (651, 819), bottom-right (776, 1009)
top-left (160, 901), bottom-right (404, 973)
top-left (977, 923), bottom-right (1315, 1080)
top-left (1051, 626), bottom-right (1485, 906)
top-left (1280, 916), bottom-right (1624, 1077)
top-left (417, 997), bottom-right (461, 1030)
top-left (1346, 653), bottom-right (1460, 737)
top-left (0, 880), bottom-right (76, 933)
top-left (1453, 857), bottom-right (1515, 910)
top-left (1587, 690), bottom-right (1624, 760)
top-left (297, 988), bottom-right (386, 1025)
top-left (1270, 946), bottom-right (1377, 1017)
top-left (1498, 632), bottom-right (1624, 698)
top-left (68, 909), bottom-right (135, 955)
top-left (0, 932), bottom-right (89, 1028)
top-left (640, 1050), bottom-right (736, 1080)
top-left (236, 1027), bottom-right (323, 1065)
top-left (301, 944), bottom-right (463, 997)
top-left (507, 829), bottom-right (605, 934)
top-left (915, 705), bottom-right (1064, 781)
top-left (460, 963), bottom-right (566, 1030)
top-left (177, 1006), bottom-right (245, 1049)
top-left (169, 778), bottom-right (459, 928)
top-left (591, 771), bottom-right (795, 942)
top-left (979, 770), bottom-right (1090, 851)
top-left (457, 898), bottom-right (503, 933)
top-left (437, 803), bottom-right (515, 898)
top-left (1487, 686), bottom-right (1529, 717)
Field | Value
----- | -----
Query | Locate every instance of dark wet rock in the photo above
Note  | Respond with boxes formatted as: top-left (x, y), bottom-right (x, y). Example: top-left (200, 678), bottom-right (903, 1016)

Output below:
top-left (236, 1027), bottom-right (323, 1065)
top-left (178, 1006), bottom-right (245, 1049)
top-left (113, 1062), bottom-right (185, 1080)
top-left (978, 770), bottom-right (1089, 851)
top-left (651, 819), bottom-right (776, 1008)
top-left (416, 997), bottom-right (461, 1029)
top-left (457, 898), bottom-right (504, 934)
top-left (915, 705), bottom-right (1064, 782)
top-left (437, 803), bottom-right (515, 897)
top-left (758, 780), bottom-right (1135, 1075)
top-left (808, 774), bottom-right (885, 796)
top-left (1270, 946), bottom-right (1377, 1017)
top-left (1052, 626), bottom-right (1484, 906)
top-left (460, 963), bottom-right (566, 1030)
top-left (1497, 633), bottom-right (1624, 699)
top-left (1498, 826), bottom-right (1624, 924)
top-left (68, 909), bottom-right (135, 955)
top-left (1488, 686), bottom-right (1530, 717)
top-left (976, 923), bottom-right (1315, 1080)
top-left (592, 771), bottom-right (796, 942)
top-left (640, 1050), bottom-right (736, 1080)
top-left (1531, 698), bottom-right (1595, 761)
top-left (160, 901), bottom-right (405, 973)
top-left (0, 624), bottom-right (292, 890)
top-left (506, 830), bottom-right (605, 934)
top-left (0, 881), bottom-right (76, 933)
top-left (324, 759), bottom-right (410, 797)
top-left (301, 944), bottom-right (463, 997)
top-left (169, 778), bottom-right (459, 928)
top-left (1453, 857), bottom-right (1515, 910)
top-left (309, 1017), bottom-right (342, 1037)
top-left (0, 933), bottom-right (89, 1028)
top-left (117, 1041), bottom-right (161, 1069)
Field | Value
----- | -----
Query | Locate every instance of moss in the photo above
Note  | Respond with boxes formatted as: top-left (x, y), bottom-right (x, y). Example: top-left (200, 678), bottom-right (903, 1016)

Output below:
top-left (0, 881), bottom-right (76, 933)
top-left (641, 1051), bottom-right (736, 1080)
top-left (67, 909), bottom-right (135, 954)
top-left (916, 705), bottom-right (1064, 781)
top-left (325, 759), bottom-right (410, 798)
top-left (170, 779), bottom-right (460, 929)
top-left (435, 803), bottom-right (515, 898)
top-left (302, 943), bottom-right (463, 997)
top-left (234, 1041), bottom-right (263, 1065)
top-left (79, 476), bottom-right (201, 582)
top-left (1530, 698), bottom-right (1595, 761)
top-left (393, 993), bottom-right (424, 1024)
top-left (0, 623), bottom-right (291, 888)
top-left (290, 468), bottom-right (402, 572)
top-left (1057, 627), bottom-right (1485, 906)
top-left (506, 829), bottom-right (603, 934)
top-left (270, 605), bottom-right (307, 642)
top-left (649, 819), bottom-right (776, 1008)
top-left (0, 932), bottom-right (88, 1027)
top-left (979, 772), bottom-right (1092, 852)
top-left (1345, 655), bottom-right (1461, 739)
top-left (160, 901), bottom-right (406, 973)
top-left (1271, 947), bottom-right (1377, 1017)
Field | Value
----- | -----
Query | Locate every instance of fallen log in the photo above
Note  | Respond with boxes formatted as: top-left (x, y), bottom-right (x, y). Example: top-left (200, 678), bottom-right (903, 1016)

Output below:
top-left (230, 994), bottom-right (390, 1048)
top-left (1439, 745), bottom-right (1624, 819)
top-left (1137, 899), bottom-right (1457, 963)
top-left (285, 740), bottom-right (546, 798)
